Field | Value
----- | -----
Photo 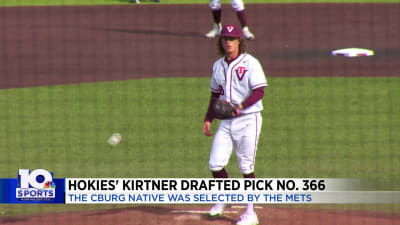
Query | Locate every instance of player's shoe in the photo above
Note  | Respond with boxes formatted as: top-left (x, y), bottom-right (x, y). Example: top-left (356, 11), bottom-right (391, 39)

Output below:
top-left (205, 23), bottom-right (222, 39)
top-left (209, 203), bottom-right (225, 217)
top-left (236, 211), bottom-right (259, 225)
top-left (242, 26), bottom-right (255, 40)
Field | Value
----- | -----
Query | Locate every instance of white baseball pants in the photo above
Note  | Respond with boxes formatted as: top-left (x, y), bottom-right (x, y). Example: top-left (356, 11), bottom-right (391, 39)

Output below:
top-left (209, 112), bottom-right (262, 175)
top-left (209, 0), bottom-right (245, 12)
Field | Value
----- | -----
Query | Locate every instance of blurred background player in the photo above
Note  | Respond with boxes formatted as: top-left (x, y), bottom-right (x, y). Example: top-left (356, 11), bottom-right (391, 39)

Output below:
top-left (203, 24), bottom-right (267, 225)
top-left (205, 0), bottom-right (255, 40)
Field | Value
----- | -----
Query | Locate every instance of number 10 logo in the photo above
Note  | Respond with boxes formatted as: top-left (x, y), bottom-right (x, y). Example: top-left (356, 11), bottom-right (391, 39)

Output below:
top-left (18, 169), bottom-right (53, 189)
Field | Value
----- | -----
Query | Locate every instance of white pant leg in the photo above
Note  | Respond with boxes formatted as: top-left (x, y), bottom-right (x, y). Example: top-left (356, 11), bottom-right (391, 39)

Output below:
top-left (232, 113), bottom-right (262, 174)
top-left (209, 0), bottom-right (221, 10)
top-left (231, 0), bottom-right (245, 11)
top-left (209, 120), bottom-right (234, 171)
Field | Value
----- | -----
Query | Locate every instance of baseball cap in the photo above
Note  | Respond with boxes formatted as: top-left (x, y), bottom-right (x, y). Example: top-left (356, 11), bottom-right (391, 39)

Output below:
top-left (220, 25), bottom-right (242, 39)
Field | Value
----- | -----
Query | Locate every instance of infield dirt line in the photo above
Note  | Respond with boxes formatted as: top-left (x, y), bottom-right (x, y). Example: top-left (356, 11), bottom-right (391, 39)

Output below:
top-left (0, 4), bottom-right (399, 89)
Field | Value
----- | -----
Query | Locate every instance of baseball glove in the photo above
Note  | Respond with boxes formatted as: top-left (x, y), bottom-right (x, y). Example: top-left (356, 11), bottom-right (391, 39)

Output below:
top-left (213, 100), bottom-right (240, 120)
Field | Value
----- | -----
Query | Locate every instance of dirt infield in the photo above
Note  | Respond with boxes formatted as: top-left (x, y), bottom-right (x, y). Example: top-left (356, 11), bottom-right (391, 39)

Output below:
top-left (1, 3), bottom-right (400, 225)
top-left (0, 3), bottom-right (399, 89)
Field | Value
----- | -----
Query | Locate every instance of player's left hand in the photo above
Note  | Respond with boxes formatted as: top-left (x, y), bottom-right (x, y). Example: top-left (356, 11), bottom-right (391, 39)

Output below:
top-left (213, 100), bottom-right (243, 119)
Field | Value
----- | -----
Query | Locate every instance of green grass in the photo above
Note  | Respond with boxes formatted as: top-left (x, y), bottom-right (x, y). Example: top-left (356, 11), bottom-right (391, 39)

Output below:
top-left (261, 78), bottom-right (400, 183)
top-left (0, 77), bottom-right (399, 216)
top-left (0, 77), bottom-right (399, 179)
top-left (0, 78), bottom-right (210, 178)
top-left (0, 0), bottom-right (399, 7)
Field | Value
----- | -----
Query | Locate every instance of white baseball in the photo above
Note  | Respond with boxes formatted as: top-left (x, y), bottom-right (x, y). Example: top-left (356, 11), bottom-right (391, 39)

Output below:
top-left (108, 133), bottom-right (122, 146)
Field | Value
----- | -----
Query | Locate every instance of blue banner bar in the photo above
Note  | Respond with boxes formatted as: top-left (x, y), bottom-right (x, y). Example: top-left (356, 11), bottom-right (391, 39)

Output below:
top-left (0, 179), bottom-right (5, 203)
top-left (0, 178), bottom-right (65, 204)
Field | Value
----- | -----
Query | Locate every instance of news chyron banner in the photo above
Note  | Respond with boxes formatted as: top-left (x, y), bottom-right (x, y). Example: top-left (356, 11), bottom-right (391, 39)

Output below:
top-left (1, 169), bottom-right (400, 204)
top-left (65, 178), bottom-right (400, 204)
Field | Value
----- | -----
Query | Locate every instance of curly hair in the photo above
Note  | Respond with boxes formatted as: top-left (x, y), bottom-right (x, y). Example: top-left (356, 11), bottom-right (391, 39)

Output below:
top-left (217, 37), bottom-right (247, 57)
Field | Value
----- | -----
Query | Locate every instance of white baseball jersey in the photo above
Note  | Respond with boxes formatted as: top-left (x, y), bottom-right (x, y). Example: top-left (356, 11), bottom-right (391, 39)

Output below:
top-left (209, 53), bottom-right (267, 114)
top-left (208, 53), bottom-right (267, 174)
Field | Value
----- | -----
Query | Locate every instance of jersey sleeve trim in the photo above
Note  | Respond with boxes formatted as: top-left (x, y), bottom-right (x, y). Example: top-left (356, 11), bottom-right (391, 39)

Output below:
top-left (251, 83), bottom-right (268, 89)
top-left (210, 87), bottom-right (220, 93)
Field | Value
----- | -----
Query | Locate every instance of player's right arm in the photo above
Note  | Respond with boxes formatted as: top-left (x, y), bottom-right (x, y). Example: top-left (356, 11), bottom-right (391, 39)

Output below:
top-left (203, 60), bottom-right (223, 136)
top-left (203, 92), bottom-right (220, 136)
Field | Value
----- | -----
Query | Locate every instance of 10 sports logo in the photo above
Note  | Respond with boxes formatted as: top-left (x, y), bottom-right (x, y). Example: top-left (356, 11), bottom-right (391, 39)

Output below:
top-left (16, 169), bottom-right (56, 200)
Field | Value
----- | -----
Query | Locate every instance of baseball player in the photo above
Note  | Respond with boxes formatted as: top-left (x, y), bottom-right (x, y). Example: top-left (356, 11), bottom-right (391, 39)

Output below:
top-left (203, 24), bottom-right (267, 225)
top-left (205, 0), bottom-right (255, 40)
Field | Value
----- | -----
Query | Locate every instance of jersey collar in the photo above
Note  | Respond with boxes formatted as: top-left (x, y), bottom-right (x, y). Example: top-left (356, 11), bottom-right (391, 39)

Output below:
top-left (224, 53), bottom-right (245, 66)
